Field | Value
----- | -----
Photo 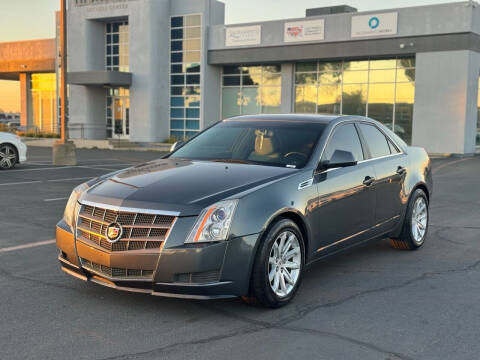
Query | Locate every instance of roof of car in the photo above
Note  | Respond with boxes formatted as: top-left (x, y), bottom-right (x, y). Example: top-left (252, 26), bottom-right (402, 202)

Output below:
top-left (225, 114), bottom-right (351, 124)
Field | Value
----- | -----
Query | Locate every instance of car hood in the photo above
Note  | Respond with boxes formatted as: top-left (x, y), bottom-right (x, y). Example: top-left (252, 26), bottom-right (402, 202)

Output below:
top-left (81, 158), bottom-right (297, 216)
top-left (0, 132), bottom-right (19, 142)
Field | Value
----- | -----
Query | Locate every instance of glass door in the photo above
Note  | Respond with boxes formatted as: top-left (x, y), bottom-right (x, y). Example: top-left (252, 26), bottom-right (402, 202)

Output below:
top-left (106, 88), bottom-right (129, 139)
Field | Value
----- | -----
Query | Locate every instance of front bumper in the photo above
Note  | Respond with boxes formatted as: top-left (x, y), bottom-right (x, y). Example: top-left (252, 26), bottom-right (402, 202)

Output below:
top-left (56, 220), bottom-right (259, 299)
top-left (17, 140), bottom-right (27, 163)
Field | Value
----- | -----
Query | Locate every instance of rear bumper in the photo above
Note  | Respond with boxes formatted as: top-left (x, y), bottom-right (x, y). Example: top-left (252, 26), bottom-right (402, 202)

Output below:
top-left (56, 221), bottom-right (259, 299)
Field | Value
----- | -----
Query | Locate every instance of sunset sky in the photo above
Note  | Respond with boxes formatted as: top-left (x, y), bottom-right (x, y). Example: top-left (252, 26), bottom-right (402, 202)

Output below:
top-left (0, 0), bottom-right (458, 113)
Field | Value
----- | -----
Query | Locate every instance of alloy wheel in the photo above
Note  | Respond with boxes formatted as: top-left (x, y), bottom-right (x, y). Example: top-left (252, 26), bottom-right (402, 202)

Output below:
top-left (0, 144), bottom-right (17, 169)
top-left (411, 197), bottom-right (428, 243)
top-left (268, 230), bottom-right (301, 297)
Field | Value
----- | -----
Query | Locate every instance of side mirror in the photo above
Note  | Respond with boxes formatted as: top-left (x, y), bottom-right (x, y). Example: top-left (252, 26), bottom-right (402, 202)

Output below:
top-left (170, 141), bottom-right (184, 153)
top-left (319, 150), bottom-right (357, 171)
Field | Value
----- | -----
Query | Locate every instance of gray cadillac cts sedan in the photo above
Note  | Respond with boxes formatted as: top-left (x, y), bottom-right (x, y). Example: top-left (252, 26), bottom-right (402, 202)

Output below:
top-left (57, 114), bottom-right (432, 307)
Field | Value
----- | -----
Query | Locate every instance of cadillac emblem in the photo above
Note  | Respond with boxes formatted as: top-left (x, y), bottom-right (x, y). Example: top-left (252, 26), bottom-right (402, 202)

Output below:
top-left (106, 222), bottom-right (123, 243)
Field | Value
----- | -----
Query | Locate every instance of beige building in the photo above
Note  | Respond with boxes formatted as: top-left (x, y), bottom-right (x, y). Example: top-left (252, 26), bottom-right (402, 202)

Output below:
top-left (0, 37), bottom-right (58, 133)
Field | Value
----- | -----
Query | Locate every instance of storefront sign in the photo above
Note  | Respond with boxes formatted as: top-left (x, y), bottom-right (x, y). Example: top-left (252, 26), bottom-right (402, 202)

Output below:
top-left (351, 12), bottom-right (398, 38)
top-left (284, 19), bottom-right (324, 43)
top-left (225, 25), bottom-right (261, 47)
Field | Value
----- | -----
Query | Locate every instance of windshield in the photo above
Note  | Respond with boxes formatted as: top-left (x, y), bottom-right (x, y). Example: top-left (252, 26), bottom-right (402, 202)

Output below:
top-left (169, 120), bottom-right (326, 168)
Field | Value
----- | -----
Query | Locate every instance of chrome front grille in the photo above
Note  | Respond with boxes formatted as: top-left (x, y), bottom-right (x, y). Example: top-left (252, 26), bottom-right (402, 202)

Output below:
top-left (80, 258), bottom-right (153, 279)
top-left (76, 203), bottom-right (176, 252)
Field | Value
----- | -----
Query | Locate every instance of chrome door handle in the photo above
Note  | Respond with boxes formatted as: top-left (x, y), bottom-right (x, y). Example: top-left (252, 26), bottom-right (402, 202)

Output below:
top-left (363, 176), bottom-right (375, 186)
top-left (396, 166), bottom-right (406, 175)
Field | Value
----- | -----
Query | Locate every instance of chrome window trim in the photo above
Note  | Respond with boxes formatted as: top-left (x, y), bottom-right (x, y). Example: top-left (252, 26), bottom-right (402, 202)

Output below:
top-left (357, 152), bottom-right (404, 164)
top-left (79, 200), bottom-right (181, 217)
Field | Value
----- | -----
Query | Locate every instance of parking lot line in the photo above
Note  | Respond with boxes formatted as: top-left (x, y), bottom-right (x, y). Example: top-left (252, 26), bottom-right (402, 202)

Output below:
top-left (47, 177), bottom-right (93, 182)
top-left (0, 180), bottom-right (42, 186)
top-left (5, 163), bottom-right (133, 173)
top-left (0, 239), bottom-right (56, 254)
top-left (43, 197), bottom-right (69, 202)
top-left (0, 177), bottom-right (94, 187)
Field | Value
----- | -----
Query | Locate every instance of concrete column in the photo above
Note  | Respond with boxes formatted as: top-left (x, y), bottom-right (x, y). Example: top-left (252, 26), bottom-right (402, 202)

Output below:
top-left (19, 73), bottom-right (30, 128)
top-left (281, 63), bottom-right (294, 113)
top-left (412, 50), bottom-right (477, 154)
top-left (464, 51), bottom-right (480, 153)
top-left (68, 85), bottom-right (106, 139)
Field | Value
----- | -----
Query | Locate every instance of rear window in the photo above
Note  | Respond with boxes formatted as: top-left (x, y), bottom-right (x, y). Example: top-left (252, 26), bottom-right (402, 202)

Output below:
top-left (358, 124), bottom-right (391, 159)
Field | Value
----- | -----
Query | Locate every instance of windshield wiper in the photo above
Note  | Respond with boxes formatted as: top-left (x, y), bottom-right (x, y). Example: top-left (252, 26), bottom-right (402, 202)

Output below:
top-left (209, 159), bottom-right (253, 165)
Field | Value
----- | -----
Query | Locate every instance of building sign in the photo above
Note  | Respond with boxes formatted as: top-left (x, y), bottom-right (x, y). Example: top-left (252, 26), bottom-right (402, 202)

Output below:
top-left (284, 19), bottom-right (324, 43)
top-left (351, 12), bottom-right (398, 38)
top-left (225, 25), bottom-right (261, 47)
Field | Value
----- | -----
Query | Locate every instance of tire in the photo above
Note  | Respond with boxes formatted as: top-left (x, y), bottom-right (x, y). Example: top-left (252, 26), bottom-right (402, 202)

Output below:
top-left (248, 218), bottom-right (305, 308)
top-left (0, 143), bottom-right (18, 170)
top-left (390, 188), bottom-right (429, 250)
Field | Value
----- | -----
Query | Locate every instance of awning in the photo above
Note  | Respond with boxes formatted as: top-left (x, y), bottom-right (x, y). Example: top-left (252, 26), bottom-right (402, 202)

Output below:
top-left (68, 71), bottom-right (132, 87)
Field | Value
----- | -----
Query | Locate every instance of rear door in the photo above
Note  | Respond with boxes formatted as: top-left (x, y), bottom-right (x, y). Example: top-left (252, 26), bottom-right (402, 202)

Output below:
top-left (357, 123), bottom-right (407, 230)
top-left (312, 123), bottom-right (376, 253)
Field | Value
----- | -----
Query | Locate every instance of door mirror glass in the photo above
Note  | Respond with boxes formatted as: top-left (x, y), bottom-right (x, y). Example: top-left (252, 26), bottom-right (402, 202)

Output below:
top-left (321, 150), bottom-right (357, 170)
top-left (170, 141), bottom-right (184, 153)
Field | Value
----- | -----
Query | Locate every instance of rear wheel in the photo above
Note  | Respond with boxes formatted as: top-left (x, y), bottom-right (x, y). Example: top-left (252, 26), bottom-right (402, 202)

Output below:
top-left (0, 144), bottom-right (18, 170)
top-left (390, 189), bottom-right (429, 250)
top-left (247, 219), bottom-right (304, 308)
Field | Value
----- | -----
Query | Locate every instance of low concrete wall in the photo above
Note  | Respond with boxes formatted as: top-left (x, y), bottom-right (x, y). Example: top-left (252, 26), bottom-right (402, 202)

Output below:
top-left (22, 138), bottom-right (113, 149)
top-left (21, 138), bottom-right (171, 152)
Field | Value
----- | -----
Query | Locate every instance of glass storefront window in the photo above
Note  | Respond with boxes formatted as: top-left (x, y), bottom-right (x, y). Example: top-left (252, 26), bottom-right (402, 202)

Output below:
top-left (294, 57), bottom-right (415, 144)
top-left (342, 84), bottom-right (367, 116)
top-left (370, 59), bottom-right (396, 69)
top-left (222, 87), bottom-right (241, 118)
top-left (295, 85), bottom-right (317, 113)
top-left (343, 70), bottom-right (368, 84)
top-left (221, 65), bottom-right (282, 118)
top-left (318, 71), bottom-right (342, 84)
top-left (170, 14), bottom-right (202, 140)
top-left (368, 83), bottom-right (395, 125)
top-left (106, 21), bottom-right (128, 72)
top-left (395, 82), bottom-right (415, 144)
top-left (317, 85), bottom-right (341, 114)
top-left (30, 73), bottom-right (57, 133)
top-left (369, 69), bottom-right (396, 83)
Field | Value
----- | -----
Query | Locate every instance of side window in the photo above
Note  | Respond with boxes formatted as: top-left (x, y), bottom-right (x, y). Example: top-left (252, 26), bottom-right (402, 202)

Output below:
top-left (323, 124), bottom-right (364, 162)
top-left (388, 139), bottom-right (401, 154)
top-left (358, 124), bottom-right (391, 158)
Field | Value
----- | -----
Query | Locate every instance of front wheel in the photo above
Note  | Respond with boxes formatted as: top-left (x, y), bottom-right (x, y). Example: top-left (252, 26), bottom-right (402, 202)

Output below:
top-left (248, 219), bottom-right (305, 308)
top-left (0, 144), bottom-right (18, 170)
top-left (390, 189), bottom-right (429, 250)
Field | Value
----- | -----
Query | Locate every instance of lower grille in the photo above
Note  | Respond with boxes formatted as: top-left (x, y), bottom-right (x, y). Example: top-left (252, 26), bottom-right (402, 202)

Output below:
top-left (80, 258), bottom-right (154, 279)
top-left (173, 270), bottom-right (220, 284)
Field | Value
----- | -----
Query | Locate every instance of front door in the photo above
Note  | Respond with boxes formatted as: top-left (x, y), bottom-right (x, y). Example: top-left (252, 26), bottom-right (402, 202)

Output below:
top-left (106, 88), bottom-right (130, 139)
top-left (311, 123), bottom-right (376, 255)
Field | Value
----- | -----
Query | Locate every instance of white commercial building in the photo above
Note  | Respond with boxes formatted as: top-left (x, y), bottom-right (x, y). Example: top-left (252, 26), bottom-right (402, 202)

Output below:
top-left (67, 0), bottom-right (480, 154)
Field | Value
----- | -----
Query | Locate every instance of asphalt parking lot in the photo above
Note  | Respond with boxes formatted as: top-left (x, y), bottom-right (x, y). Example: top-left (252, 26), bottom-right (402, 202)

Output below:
top-left (1, 147), bottom-right (479, 360)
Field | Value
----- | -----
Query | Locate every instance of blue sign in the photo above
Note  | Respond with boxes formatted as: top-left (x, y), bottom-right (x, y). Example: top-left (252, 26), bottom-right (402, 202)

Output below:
top-left (368, 16), bottom-right (380, 29)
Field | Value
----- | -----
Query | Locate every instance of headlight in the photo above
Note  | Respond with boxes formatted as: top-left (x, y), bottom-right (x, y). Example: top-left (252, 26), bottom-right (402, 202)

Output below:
top-left (63, 183), bottom-right (89, 228)
top-left (185, 199), bottom-right (238, 243)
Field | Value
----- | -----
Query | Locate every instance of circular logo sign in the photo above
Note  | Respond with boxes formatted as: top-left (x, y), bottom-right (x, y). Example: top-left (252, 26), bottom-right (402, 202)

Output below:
top-left (368, 16), bottom-right (380, 29)
top-left (105, 222), bottom-right (123, 243)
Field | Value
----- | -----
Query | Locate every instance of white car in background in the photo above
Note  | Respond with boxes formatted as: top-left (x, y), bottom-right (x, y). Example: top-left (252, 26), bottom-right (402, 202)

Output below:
top-left (0, 132), bottom-right (27, 169)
